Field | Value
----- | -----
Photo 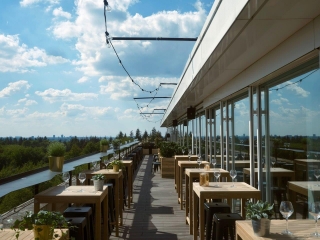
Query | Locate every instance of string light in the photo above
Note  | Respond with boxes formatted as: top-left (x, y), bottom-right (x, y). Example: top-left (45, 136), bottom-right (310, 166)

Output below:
top-left (269, 69), bottom-right (318, 92)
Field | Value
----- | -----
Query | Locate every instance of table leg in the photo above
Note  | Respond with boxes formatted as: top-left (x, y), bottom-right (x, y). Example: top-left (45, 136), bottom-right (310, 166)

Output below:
top-left (120, 175), bottom-right (123, 226)
top-left (199, 195), bottom-right (204, 240)
top-left (115, 177), bottom-right (119, 236)
top-left (190, 179), bottom-right (194, 235)
top-left (185, 175), bottom-right (189, 225)
top-left (177, 166), bottom-right (180, 202)
top-left (95, 200), bottom-right (102, 240)
top-left (179, 167), bottom-right (183, 209)
top-left (103, 195), bottom-right (109, 240)
top-left (193, 190), bottom-right (199, 240)
top-left (241, 199), bottom-right (246, 218)
top-left (34, 201), bottom-right (40, 213)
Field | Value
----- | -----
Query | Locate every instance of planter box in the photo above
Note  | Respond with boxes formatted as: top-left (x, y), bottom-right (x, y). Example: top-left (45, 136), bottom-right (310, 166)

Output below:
top-left (143, 149), bottom-right (149, 155)
top-left (152, 149), bottom-right (158, 154)
top-left (160, 157), bottom-right (174, 178)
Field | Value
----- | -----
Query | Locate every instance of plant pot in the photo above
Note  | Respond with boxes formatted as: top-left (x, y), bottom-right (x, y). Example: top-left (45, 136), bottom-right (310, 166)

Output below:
top-left (33, 224), bottom-right (52, 240)
top-left (100, 145), bottom-right (108, 152)
top-left (49, 156), bottom-right (64, 172)
top-left (93, 180), bottom-right (104, 191)
top-left (113, 165), bottom-right (119, 172)
top-left (251, 218), bottom-right (271, 237)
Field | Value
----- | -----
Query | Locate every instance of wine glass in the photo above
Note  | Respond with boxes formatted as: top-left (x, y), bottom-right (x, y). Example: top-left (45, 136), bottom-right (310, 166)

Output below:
top-left (197, 154), bottom-right (202, 169)
top-left (113, 152), bottom-right (118, 161)
top-left (188, 150), bottom-right (191, 162)
top-left (78, 173), bottom-right (86, 192)
top-left (279, 201), bottom-right (294, 235)
top-left (230, 169), bottom-right (237, 187)
top-left (182, 148), bottom-right (185, 155)
top-left (62, 172), bottom-right (70, 191)
top-left (214, 169), bottom-right (221, 187)
top-left (309, 202), bottom-right (320, 237)
top-left (104, 158), bottom-right (110, 168)
top-left (211, 157), bottom-right (216, 168)
top-left (271, 157), bottom-right (276, 168)
top-left (315, 169), bottom-right (320, 186)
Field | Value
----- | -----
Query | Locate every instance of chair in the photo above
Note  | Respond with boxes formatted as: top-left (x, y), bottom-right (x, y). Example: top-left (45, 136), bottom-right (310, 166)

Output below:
top-left (64, 206), bottom-right (94, 240)
top-left (204, 202), bottom-right (230, 240)
top-left (152, 155), bottom-right (161, 173)
top-left (212, 213), bottom-right (243, 240)
top-left (65, 217), bottom-right (89, 240)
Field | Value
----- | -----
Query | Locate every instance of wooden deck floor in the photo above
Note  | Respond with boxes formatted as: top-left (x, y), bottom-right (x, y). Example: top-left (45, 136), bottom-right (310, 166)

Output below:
top-left (110, 155), bottom-right (193, 240)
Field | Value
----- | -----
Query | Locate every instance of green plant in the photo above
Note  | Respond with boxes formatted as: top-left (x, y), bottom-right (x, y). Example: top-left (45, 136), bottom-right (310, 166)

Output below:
top-left (159, 141), bottom-right (178, 157)
top-left (100, 138), bottom-right (109, 146)
top-left (112, 139), bottom-right (121, 149)
top-left (47, 142), bottom-right (66, 157)
top-left (12, 210), bottom-right (70, 239)
top-left (245, 200), bottom-right (274, 220)
top-left (92, 173), bottom-right (105, 180)
top-left (109, 159), bottom-right (124, 168)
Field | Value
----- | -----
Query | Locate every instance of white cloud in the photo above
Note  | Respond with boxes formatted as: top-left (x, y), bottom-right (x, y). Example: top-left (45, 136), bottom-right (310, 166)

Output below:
top-left (35, 88), bottom-right (98, 103)
top-left (271, 97), bottom-right (290, 105)
top-left (0, 80), bottom-right (31, 98)
top-left (17, 98), bottom-right (37, 106)
top-left (53, 7), bottom-right (71, 19)
top-left (6, 108), bottom-right (29, 117)
top-left (77, 76), bottom-right (89, 83)
top-left (286, 82), bottom-right (310, 97)
top-left (60, 103), bottom-right (112, 117)
top-left (0, 34), bottom-right (69, 72)
top-left (20, 0), bottom-right (60, 7)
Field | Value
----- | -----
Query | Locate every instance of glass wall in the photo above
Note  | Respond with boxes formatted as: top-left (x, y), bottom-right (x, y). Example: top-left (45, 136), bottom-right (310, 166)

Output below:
top-left (262, 58), bottom-right (320, 213)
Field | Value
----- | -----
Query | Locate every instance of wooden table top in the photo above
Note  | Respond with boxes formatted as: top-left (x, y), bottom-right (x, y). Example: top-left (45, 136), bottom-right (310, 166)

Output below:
top-left (82, 169), bottom-right (123, 178)
top-left (288, 181), bottom-right (320, 196)
top-left (178, 161), bottom-right (210, 166)
top-left (193, 181), bottom-right (260, 199)
top-left (175, 155), bottom-right (198, 160)
top-left (236, 220), bottom-right (316, 239)
top-left (294, 159), bottom-right (320, 163)
top-left (243, 167), bottom-right (294, 174)
top-left (0, 229), bottom-right (68, 240)
top-left (185, 168), bottom-right (229, 176)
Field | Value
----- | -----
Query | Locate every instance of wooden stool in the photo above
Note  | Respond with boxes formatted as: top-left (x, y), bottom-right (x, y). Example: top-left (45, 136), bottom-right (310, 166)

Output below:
top-left (213, 213), bottom-right (243, 240)
top-left (65, 217), bottom-right (89, 240)
top-left (204, 202), bottom-right (230, 240)
top-left (64, 206), bottom-right (94, 240)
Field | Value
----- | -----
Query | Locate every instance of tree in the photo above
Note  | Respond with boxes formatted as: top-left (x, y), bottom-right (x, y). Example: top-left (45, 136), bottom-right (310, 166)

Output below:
top-left (135, 128), bottom-right (141, 140)
top-left (142, 130), bottom-right (149, 141)
top-left (130, 131), bottom-right (134, 138)
top-left (117, 131), bottom-right (124, 139)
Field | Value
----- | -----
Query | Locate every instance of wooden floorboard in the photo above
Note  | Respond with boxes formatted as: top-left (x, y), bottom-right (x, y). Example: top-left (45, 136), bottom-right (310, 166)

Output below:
top-left (110, 155), bottom-right (193, 240)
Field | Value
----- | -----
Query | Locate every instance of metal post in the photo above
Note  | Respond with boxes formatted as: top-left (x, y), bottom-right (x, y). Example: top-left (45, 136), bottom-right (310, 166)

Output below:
top-left (249, 87), bottom-right (255, 187)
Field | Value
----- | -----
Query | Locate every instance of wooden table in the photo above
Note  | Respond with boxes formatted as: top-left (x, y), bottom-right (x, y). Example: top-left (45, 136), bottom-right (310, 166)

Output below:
top-left (224, 160), bottom-right (254, 169)
top-left (122, 160), bottom-right (133, 208)
top-left (82, 169), bottom-right (123, 237)
top-left (243, 167), bottom-right (294, 187)
top-left (288, 181), bottom-right (320, 218)
top-left (177, 161), bottom-right (210, 208)
top-left (294, 159), bottom-right (320, 180)
top-left (185, 168), bottom-right (230, 234)
top-left (34, 186), bottom-right (108, 240)
top-left (174, 155), bottom-right (198, 191)
top-left (0, 229), bottom-right (68, 240)
top-left (236, 220), bottom-right (315, 239)
top-left (193, 182), bottom-right (261, 240)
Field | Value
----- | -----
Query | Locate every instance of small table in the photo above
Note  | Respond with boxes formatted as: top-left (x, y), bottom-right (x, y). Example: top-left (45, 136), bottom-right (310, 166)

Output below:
top-left (0, 229), bottom-right (69, 240)
top-left (174, 155), bottom-right (198, 191)
top-left (185, 168), bottom-right (230, 234)
top-left (236, 220), bottom-right (315, 239)
top-left (177, 161), bottom-right (210, 208)
top-left (288, 181), bottom-right (320, 218)
top-left (82, 169), bottom-right (123, 237)
top-left (122, 160), bottom-right (133, 208)
top-left (34, 186), bottom-right (108, 240)
top-left (294, 159), bottom-right (320, 180)
top-left (243, 167), bottom-right (294, 187)
top-left (193, 182), bottom-right (260, 240)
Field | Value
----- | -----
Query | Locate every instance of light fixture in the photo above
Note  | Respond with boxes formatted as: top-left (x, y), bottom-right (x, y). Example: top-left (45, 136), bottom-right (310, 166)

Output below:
top-left (104, 0), bottom-right (112, 12)
top-left (105, 31), bottom-right (112, 48)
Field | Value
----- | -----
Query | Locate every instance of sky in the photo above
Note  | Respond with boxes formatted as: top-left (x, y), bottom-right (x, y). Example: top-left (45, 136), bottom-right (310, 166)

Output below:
top-left (0, 0), bottom-right (214, 138)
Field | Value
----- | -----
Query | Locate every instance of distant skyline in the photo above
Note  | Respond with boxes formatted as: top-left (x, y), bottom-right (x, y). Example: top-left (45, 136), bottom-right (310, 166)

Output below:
top-left (0, 0), bottom-right (213, 137)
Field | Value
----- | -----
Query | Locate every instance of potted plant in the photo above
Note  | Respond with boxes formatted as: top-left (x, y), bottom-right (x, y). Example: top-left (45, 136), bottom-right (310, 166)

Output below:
top-left (100, 138), bottom-right (109, 152)
top-left (12, 210), bottom-right (70, 240)
top-left (47, 142), bottom-right (66, 172)
top-left (109, 159), bottom-right (124, 172)
top-left (245, 200), bottom-right (274, 237)
top-left (91, 174), bottom-right (105, 191)
top-left (112, 139), bottom-right (121, 150)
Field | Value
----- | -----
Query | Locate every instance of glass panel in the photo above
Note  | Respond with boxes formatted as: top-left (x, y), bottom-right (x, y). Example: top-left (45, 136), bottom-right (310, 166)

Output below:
top-left (266, 61), bottom-right (320, 219)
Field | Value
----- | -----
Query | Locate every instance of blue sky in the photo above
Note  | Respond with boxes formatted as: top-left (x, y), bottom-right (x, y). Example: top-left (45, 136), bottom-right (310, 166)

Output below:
top-left (0, 0), bottom-right (213, 138)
